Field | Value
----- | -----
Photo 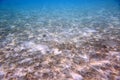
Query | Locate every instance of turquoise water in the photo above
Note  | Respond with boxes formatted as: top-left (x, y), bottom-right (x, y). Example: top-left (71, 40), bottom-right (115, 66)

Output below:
top-left (0, 0), bottom-right (120, 80)
top-left (0, 0), bottom-right (120, 43)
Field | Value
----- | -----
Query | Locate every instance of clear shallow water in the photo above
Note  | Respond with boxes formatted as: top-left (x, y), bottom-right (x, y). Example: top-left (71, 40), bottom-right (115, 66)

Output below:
top-left (0, 0), bottom-right (120, 80)
top-left (0, 0), bottom-right (120, 43)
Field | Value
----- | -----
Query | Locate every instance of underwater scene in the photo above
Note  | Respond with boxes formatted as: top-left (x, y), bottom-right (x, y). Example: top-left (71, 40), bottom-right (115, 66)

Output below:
top-left (0, 0), bottom-right (120, 80)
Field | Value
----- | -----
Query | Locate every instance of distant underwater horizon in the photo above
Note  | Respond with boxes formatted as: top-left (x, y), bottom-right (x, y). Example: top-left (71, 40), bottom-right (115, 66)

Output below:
top-left (0, 0), bottom-right (120, 80)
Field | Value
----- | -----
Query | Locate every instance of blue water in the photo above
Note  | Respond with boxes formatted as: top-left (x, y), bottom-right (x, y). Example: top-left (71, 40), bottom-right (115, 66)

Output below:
top-left (0, 0), bottom-right (120, 42)
top-left (0, 0), bottom-right (120, 45)
top-left (0, 0), bottom-right (120, 43)
top-left (0, 0), bottom-right (120, 80)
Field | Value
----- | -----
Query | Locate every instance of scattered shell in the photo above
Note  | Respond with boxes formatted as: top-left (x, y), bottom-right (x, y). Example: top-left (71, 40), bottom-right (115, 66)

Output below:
top-left (52, 48), bottom-right (62, 55)
top-left (70, 72), bottom-right (83, 80)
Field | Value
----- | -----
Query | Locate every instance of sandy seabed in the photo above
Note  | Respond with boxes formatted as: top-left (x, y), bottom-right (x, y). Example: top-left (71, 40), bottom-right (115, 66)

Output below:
top-left (0, 8), bottom-right (120, 80)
